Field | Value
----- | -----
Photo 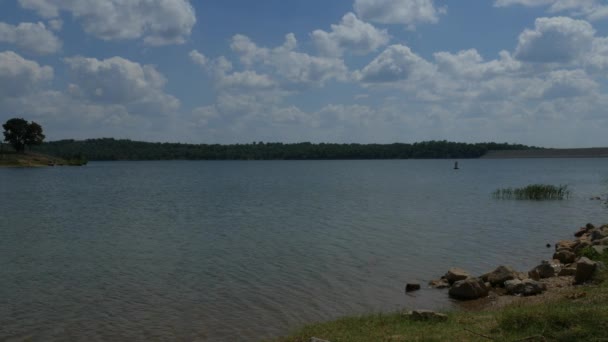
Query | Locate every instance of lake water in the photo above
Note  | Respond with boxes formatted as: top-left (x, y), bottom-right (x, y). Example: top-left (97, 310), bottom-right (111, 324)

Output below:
top-left (1, 159), bottom-right (607, 341)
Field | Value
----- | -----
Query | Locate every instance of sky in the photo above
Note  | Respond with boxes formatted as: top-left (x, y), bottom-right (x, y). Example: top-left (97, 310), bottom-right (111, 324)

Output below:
top-left (1, 0), bottom-right (608, 147)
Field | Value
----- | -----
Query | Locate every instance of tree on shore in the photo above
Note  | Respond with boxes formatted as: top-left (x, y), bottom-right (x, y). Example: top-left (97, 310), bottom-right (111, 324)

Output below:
top-left (2, 118), bottom-right (45, 153)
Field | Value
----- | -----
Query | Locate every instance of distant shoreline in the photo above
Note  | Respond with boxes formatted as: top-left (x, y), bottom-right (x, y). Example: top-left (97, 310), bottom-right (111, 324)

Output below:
top-left (482, 148), bottom-right (608, 159)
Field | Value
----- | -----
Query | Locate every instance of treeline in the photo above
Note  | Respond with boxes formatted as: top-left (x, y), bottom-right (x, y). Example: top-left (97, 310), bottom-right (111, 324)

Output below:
top-left (31, 138), bottom-right (540, 161)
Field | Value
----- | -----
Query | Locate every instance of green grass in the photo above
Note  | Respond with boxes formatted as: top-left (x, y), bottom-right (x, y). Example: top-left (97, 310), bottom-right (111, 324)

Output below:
top-left (492, 184), bottom-right (571, 200)
top-left (0, 151), bottom-right (86, 167)
top-left (274, 275), bottom-right (608, 341)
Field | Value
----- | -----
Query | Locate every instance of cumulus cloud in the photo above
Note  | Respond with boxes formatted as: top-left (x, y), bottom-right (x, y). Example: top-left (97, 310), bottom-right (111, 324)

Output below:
top-left (189, 50), bottom-right (208, 67)
top-left (230, 33), bottom-right (348, 87)
top-left (64, 56), bottom-right (179, 115)
top-left (514, 17), bottom-right (595, 63)
top-left (0, 22), bottom-right (61, 55)
top-left (434, 49), bottom-right (521, 79)
top-left (494, 0), bottom-right (608, 21)
top-left (354, 0), bottom-right (445, 28)
top-left (0, 51), bottom-right (53, 98)
top-left (48, 19), bottom-right (62, 31)
top-left (540, 69), bottom-right (599, 99)
top-left (356, 44), bottom-right (434, 83)
top-left (18, 0), bottom-right (196, 45)
top-left (311, 12), bottom-right (390, 56)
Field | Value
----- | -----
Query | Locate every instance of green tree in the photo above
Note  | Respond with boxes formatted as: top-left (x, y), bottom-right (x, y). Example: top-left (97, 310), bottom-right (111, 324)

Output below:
top-left (2, 118), bottom-right (45, 153)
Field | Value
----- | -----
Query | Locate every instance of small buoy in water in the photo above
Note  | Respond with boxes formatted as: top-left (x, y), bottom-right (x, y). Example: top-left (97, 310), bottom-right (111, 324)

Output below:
top-left (454, 161), bottom-right (459, 170)
top-left (546, 243), bottom-right (551, 248)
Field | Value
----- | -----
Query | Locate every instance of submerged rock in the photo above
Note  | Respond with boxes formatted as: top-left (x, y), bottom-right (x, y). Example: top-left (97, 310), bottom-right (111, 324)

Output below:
top-left (405, 283), bottom-right (421, 292)
top-left (449, 278), bottom-right (488, 300)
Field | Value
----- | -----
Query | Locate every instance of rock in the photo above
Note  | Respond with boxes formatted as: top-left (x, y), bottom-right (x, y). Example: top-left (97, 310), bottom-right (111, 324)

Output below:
top-left (592, 245), bottom-right (608, 255)
top-left (553, 250), bottom-right (576, 264)
top-left (573, 240), bottom-right (592, 253)
top-left (505, 279), bottom-right (546, 296)
top-left (591, 230), bottom-right (608, 241)
top-left (409, 310), bottom-right (448, 322)
top-left (444, 268), bottom-right (470, 285)
top-left (449, 278), bottom-right (488, 300)
top-left (575, 257), bottom-right (597, 284)
top-left (484, 265), bottom-right (518, 287)
top-left (428, 279), bottom-right (450, 289)
top-left (558, 266), bottom-right (577, 276)
top-left (574, 227), bottom-right (587, 237)
top-left (528, 261), bottom-right (559, 279)
top-left (405, 283), bottom-right (421, 292)
top-left (593, 237), bottom-right (608, 246)
top-left (555, 240), bottom-right (576, 251)
top-left (310, 338), bottom-right (331, 342)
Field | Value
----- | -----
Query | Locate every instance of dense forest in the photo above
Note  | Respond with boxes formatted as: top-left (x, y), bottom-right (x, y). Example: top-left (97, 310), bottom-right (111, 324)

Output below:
top-left (25, 139), bottom-right (539, 161)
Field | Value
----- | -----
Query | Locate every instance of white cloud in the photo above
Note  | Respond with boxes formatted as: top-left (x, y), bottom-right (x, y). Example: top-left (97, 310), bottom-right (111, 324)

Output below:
top-left (48, 19), bottom-right (63, 31)
top-left (311, 12), bottom-right (390, 56)
top-left (0, 22), bottom-right (61, 55)
top-left (218, 71), bottom-right (276, 90)
top-left (434, 49), bottom-right (521, 79)
top-left (353, 0), bottom-right (445, 28)
top-left (0, 51), bottom-right (53, 98)
top-left (230, 33), bottom-right (348, 87)
top-left (64, 56), bottom-right (179, 115)
top-left (189, 50), bottom-right (208, 67)
top-left (540, 69), bottom-right (599, 99)
top-left (588, 37), bottom-right (608, 69)
top-left (356, 44), bottom-right (434, 83)
top-left (494, 0), bottom-right (608, 21)
top-left (18, 0), bottom-right (196, 45)
top-left (514, 17), bottom-right (595, 63)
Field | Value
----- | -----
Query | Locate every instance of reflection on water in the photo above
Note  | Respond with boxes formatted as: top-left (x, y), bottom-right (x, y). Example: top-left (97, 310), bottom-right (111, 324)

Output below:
top-left (1, 159), bottom-right (607, 341)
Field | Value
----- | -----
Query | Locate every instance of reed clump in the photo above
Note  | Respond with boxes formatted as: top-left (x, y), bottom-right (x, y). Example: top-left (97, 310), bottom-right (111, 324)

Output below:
top-left (492, 184), bottom-right (571, 200)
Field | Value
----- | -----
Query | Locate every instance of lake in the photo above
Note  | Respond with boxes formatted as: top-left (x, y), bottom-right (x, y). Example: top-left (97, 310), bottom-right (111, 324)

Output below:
top-left (1, 159), bottom-right (607, 341)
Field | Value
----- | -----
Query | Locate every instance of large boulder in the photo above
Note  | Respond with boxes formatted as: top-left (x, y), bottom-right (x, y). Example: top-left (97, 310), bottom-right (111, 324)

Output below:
top-left (528, 261), bottom-right (560, 280)
top-left (483, 265), bottom-right (518, 287)
top-left (444, 268), bottom-right (470, 285)
top-left (448, 278), bottom-right (488, 300)
top-left (505, 279), bottom-right (546, 296)
top-left (575, 257), bottom-right (597, 284)
top-left (553, 250), bottom-right (576, 264)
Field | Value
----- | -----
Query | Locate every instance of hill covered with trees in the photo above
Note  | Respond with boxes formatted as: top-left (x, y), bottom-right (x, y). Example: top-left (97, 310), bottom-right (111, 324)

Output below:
top-left (30, 139), bottom-right (539, 161)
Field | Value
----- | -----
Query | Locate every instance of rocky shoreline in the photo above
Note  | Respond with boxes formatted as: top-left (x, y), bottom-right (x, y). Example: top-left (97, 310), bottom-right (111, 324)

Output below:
top-left (413, 223), bottom-right (607, 304)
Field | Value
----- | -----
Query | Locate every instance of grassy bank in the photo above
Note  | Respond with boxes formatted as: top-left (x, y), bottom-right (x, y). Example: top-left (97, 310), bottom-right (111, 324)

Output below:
top-left (275, 274), bottom-right (607, 341)
top-left (0, 151), bottom-right (87, 167)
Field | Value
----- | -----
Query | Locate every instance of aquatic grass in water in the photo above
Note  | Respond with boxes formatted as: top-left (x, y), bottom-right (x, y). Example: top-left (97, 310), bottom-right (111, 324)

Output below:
top-left (492, 184), bottom-right (571, 200)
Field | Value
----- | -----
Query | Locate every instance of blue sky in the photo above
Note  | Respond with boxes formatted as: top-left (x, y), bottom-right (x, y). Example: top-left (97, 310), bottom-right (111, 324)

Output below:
top-left (1, 0), bottom-right (608, 147)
